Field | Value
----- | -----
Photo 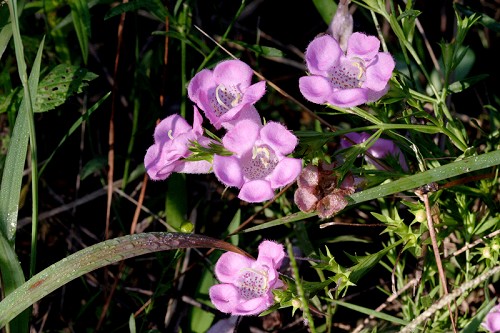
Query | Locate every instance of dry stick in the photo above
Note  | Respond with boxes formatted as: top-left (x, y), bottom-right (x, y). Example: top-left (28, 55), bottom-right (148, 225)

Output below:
top-left (130, 173), bottom-right (149, 234)
top-left (400, 264), bottom-right (500, 333)
top-left (106, 0), bottom-right (128, 240)
top-left (421, 192), bottom-right (457, 333)
top-left (448, 229), bottom-right (500, 258)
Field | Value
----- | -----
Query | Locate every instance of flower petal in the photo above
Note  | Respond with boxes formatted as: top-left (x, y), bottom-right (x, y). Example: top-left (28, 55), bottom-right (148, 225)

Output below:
top-left (260, 122), bottom-right (298, 155)
top-left (220, 104), bottom-right (262, 131)
top-left (239, 180), bottom-right (274, 202)
top-left (215, 251), bottom-right (256, 283)
top-left (327, 88), bottom-right (369, 108)
top-left (346, 32), bottom-right (380, 61)
top-left (188, 69), bottom-right (214, 107)
top-left (144, 144), bottom-right (174, 180)
top-left (213, 59), bottom-right (253, 89)
top-left (299, 75), bottom-right (332, 104)
top-left (213, 155), bottom-right (244, 188)
top-left (209, 284), bottom-right (240, 314)
top-left (257, 240), bottom-right (285, 269)
top-left (297, 164), bottom-right (319, 189)
top-left (233, 295), bottom-right (274, 316)
top-left (268, 157), bottom-right (302, 188)
top-left (294, 187), bottom-right (319, 212)
top-left (191, 106), bottom-right (204, 136)
top-left (153, 114), bottom-right (191, 142)
top-left (364, 53), bottom-right (395, 91)
top-left (222, 120), bottom-right (260, 155)
top-left (305, 35), bottom-right (342, 74)
top-left (241, 81), bottom-right (266, 104)
top-left (174, 160), bottom-right (212, 174)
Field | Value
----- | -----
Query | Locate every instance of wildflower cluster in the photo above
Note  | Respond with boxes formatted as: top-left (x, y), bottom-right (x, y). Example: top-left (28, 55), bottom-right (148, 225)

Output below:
top-left (145, 59), bottom-right (302, 203)
top-left (144, 0), bottom-right (401, 317)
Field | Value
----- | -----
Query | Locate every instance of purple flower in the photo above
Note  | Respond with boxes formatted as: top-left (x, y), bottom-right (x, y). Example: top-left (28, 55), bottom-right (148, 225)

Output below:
top-left (299, 33), bottom-right (395, 108)
top-left (188, 59), bottom-right (265, 130)
top-left (213, 120), bottom-right (302, 203)
top-left (209, 240), bottom-right (285, 316)
top-left (340, 132), bottom-right (408, 171)
top-left (483, 304), bottom-right (500, 333)
top-left (294, 162), bottom-right (355, 218)
top-left (144, 107), bottom-right (212, 180)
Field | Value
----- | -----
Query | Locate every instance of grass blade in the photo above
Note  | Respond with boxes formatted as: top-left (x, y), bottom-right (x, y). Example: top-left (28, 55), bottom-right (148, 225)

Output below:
top-left (69, 0), bottom-right (90, 64)
top-left (243, 150), bottom-right (500, 232)
top-left (328, 299), bottom-right (410, 326)
top-left (0, 232), bottom-right (250, 328)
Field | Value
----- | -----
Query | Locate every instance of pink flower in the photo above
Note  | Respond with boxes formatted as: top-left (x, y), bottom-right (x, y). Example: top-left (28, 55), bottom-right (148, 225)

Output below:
top-left (294, 162), bottom-right (355, 218)
top-left (144, 107), bottom-right (212, 180)
top-left (213, 120), bottom-right (302, 202)
top-left (483, 304), bottom-right (500, 333)
top-left (187, 59), bottom-right (265, 130)
top-left (209, 240), bottom-right (285, 316)
top-left (299, 33), bottom-right (395, 107)
top-left (340, 132), bottom-right (408, 171)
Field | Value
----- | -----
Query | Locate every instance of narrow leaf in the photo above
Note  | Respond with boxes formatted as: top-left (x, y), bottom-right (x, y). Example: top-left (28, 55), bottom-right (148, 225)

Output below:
top-left (328, 299), bottom-right (409, 326)
top-left (69, 0), bottom-right (90, 64)
top-left (0, 232), bottom-right (250, 328)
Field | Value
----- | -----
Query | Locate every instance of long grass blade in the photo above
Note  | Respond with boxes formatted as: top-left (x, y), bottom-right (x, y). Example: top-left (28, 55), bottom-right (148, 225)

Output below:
top-left (243, 150), bottom-right (500, 232)
top-left (0, 232), bottom-right (250, 328)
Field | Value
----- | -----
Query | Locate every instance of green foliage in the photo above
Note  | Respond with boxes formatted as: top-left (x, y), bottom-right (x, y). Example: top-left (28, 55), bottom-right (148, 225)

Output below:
top-left (0, 0), bottom-right (499, 332)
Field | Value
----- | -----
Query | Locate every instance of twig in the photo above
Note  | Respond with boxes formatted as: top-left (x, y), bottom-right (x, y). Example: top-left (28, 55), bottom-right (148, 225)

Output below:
top-left (419, 188), bottom-right (457, 332)
top-left (400, 264), bottom-right (500, 333)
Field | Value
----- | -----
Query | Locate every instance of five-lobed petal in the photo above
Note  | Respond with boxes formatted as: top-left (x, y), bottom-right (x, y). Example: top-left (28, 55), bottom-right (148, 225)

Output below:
top-left (213, 120), bottom-right (302, 203)
top-left (300, 33), bottom-right (395, 108)
top-left (209, 240), bottom-right (285, 316)
top-left (187, 59), bottom-right (265, 129)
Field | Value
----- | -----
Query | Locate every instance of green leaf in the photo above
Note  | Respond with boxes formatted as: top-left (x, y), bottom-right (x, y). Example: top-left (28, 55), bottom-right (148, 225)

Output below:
top-left (0, 3), bottom-right (45, 330)
top-left (0, 232), bottom-right (249, 328)
top-left (69, 0), bottom-right (90, 64)
top-left (231, 41), bottom-right (285, 57)
top-left (460, 298), bottom-right (497, 333)
top-left (348, 239), bottom-right (403, 284)
top-left (80, 156), bottom-right (108, 181)
top-left (328, 299), bottom-right (410, 326)
top-left (105, 0), bottom-right (169, 22)
top-left (448, 74), bottom-right (489, 94)
top-left (311, 0), bottom-right (337, 25)
top-left (227, 209), bottom-right (241, 246)
top-left (166, 173), bottom-right (187, 230)
top-left (36, 65), bottom-right (98, 112)
top-left (455, 4), bottom-right (500, 33)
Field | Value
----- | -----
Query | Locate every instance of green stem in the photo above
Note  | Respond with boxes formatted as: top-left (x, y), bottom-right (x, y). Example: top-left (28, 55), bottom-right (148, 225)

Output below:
top-left (0, 232), bottom-right (249, 328)
top-left (286, 240), bottom-right (317, 333)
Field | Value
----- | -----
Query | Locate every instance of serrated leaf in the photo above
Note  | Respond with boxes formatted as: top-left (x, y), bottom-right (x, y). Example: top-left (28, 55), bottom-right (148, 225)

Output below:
top-left (36, 64), bottom-right (98, 112)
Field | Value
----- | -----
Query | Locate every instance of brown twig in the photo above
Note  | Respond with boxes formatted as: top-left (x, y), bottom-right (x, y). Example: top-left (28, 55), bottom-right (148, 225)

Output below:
top-left (420, 189), bottom-right (457, 333)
